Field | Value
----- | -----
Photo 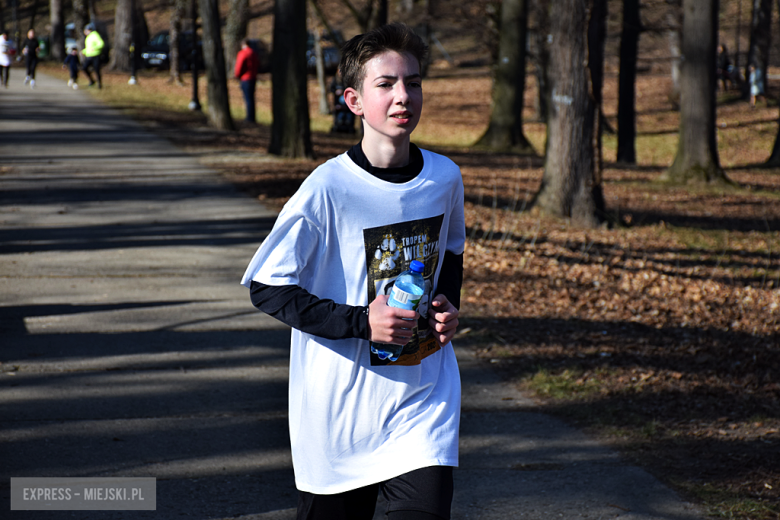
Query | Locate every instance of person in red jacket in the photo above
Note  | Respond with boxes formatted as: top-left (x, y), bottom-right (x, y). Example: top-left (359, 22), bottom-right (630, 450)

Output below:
top-left (235, 39), bottom-right (260, 123)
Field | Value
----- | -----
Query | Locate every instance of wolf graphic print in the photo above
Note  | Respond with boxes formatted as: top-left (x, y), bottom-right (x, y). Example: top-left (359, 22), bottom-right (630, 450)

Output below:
top-left (364, 214), bottom-right (445, 366)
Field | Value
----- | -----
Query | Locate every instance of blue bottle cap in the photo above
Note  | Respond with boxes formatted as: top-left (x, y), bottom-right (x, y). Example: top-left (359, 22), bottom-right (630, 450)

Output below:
top-left (409, 260), bottom-right (424, 273)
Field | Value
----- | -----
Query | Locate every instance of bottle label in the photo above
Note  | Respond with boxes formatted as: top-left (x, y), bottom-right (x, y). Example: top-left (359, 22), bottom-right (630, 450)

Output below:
top-left (388, 287), bottom-right (421, 310)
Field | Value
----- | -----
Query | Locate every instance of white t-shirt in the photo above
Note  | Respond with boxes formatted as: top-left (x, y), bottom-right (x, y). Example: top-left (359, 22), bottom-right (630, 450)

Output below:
top-left (241, 149), bottom-right (465, 494)
top-left (0, 35), bottom-right (13, 67)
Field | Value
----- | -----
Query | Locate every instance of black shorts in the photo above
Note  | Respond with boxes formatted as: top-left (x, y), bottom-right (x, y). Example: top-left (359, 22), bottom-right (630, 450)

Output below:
top-left (297, 466), bottom-right (454, 520)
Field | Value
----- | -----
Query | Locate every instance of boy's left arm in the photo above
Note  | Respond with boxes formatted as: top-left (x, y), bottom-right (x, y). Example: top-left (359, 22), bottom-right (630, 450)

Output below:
top-left (428, 250), bottom-right (463, 346)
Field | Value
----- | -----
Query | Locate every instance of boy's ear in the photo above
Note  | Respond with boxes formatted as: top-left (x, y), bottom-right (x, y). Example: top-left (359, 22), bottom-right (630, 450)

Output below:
top-left (343, 88), bottom-right (363, 116)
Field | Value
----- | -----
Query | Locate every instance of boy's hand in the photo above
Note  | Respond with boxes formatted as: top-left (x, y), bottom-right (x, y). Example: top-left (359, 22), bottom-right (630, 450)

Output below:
top-left (428, 295), bottom-right (459, 346)
top-left (368, 295), bottom-right (418, 345)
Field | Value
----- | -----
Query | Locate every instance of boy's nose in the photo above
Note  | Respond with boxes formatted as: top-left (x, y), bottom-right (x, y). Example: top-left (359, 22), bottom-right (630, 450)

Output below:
top-left (394, 84), bottom-right (409, 104)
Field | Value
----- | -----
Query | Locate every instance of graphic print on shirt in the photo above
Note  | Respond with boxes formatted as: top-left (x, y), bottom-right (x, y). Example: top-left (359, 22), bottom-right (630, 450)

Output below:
top-left (364, 214), bottom-right (444, 366)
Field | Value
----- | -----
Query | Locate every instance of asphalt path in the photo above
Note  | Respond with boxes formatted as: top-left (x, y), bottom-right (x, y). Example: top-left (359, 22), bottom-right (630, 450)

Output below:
top-left (1, 71), bottom-right (704, 520)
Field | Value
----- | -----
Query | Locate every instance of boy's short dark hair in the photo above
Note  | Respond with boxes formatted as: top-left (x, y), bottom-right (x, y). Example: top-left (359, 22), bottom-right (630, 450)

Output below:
top-left (338, 23), bottom-right (428, 92)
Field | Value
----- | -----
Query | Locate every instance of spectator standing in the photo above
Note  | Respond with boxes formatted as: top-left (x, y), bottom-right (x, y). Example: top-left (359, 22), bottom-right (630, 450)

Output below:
top-left (22, 29), bottom-right (39, 88)
top-left (716, 44), bottom-right (732, 91)
top-left (82, 25), bottom-right (105, 89)
top-left (63, 47), bottom-right (80, 89)
top-left (748, 63), bottom-right (765, 108)
top-left (0, 30), bottom-right (13, 88)
top-left (234, 39), bottom-right (259, 123)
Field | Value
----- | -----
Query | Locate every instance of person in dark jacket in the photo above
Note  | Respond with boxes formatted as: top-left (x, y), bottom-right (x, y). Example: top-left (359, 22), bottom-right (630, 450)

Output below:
top-left (23, 29), bottom-right (40, 88)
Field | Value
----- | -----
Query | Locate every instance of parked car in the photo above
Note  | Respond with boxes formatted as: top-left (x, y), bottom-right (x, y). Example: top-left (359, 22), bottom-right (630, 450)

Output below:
top-left (306, 31), bottom-right (340, 75)
top-left (141, 30), bottom-right (202, 71)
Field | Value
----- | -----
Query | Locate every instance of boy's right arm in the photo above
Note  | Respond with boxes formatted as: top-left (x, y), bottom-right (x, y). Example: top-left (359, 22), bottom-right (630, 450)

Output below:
top-left (250, 281), bottom-right (417, 345)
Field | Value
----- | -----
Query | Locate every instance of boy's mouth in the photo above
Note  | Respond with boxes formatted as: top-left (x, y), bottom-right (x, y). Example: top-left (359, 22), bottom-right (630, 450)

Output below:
top-left (391, 111), bottom-right (414, 122)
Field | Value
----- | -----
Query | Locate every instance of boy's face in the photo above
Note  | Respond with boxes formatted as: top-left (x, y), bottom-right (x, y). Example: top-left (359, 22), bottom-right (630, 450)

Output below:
top-left (345, 51), bottom-right (422, 144)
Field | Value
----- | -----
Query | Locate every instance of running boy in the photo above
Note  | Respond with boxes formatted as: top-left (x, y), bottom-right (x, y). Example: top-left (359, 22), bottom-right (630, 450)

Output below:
top-left (241, 23), bottom-right (465, 520)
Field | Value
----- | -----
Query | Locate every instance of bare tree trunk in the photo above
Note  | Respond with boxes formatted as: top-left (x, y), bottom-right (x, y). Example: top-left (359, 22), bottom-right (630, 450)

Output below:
top-left (50, 0), bottom-right (65, 61)
top-left (768, 113), bottom-right (780, 166)
top-left (199, 0), bottom-right (235, 130)
top-left (367, 0), bottom-right (387, 31)
top-left (337, 0), bottom-right (385, 32)
top-left (588, 0), bottom-right (607, 172)
top-left (72, 0), bottom-right (89, 51)
top-left (109, 0), bottom-right (134, 71)
top-left (475, 0), bottom-right (534, 153)
top-left (534, 0), bottom-right (604, 228)
top-left (667, 0), bottom-right (682, 104)
top-left (765, 0), bottom-right (780, 167)
top-left (224, 0), bottom-right (249, 75)
top-left (169, 0), bottom-right (186, 84)
top-left (269, 0), bottom-right (312, 158)
top-left (745, 0), bottom-right (771, 78)
top-left (12, 0), bottom-right (19, 50)
top-left (531, 0), bottom-right (549, 122)
top-left (313, 28), bottom-right (329, 115)
top-left (662, 0), bottom-right (729, 184)
top-left (617, 0), bottom-right (640, 163)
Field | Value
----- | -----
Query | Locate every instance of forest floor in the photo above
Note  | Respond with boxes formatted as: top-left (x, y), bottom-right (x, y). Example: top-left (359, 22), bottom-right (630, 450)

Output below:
top-left (39, 59), bottom-right (780, 519)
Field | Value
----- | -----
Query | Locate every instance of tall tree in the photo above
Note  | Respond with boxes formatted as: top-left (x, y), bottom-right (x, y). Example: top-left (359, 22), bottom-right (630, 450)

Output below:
top-left (765, 0), bottom-right (780, 167)
top-left (338, 0), bottom-right (387, 32)
top-left (49, 0), bottom-right (65, 61)
top-left (616, 0), bottom-right (640, 164)
top-left (475, 0), bottom-right (534, 153)
top-left (533, 0), bottom-right (604, 228)
top-left (168, 0), bottom-right (186, 85)
top-left (661, 0), bottom-right (729, 183)
top-left (666, 0), bottom-right (682, 103)
top-left (531, 0), bottom-right (550, 122)
top-left (109, 0), bottom-right (135, 70)
top-left (109, 0), bottom-right (146, 70)
top-left (224, 0), bottom-right (250, 75)
top-left (745, 0), bottom-right (772, 79)
top-left (72, 0), bottom-right (89, 50)
top-left (588, 0), bottom-right (608, 168)
top-left (199, 0), bottom-right (235, 130)
top-left (269, 0), bottom-right (312, 157)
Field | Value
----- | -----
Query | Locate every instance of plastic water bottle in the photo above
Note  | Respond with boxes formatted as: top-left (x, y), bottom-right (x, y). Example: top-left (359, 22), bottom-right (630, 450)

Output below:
top-left (370, 260), bottom-right (425, 362)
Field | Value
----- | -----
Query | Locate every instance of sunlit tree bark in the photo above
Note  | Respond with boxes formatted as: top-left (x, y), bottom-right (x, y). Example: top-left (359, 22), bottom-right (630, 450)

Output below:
top-left (200, 0), bottom-right (235, 130)
top-left (168, 0), bottom-right (186, 84)
top-left (225, 0), bottom-right (250, 75)
top-left (661, 0), bottom-right (729, 184)
top-left (49, 0), bottom-right (65, 61)
top-left (475, 0), bottom-right (534, 153)
top-left (109, 0), bottom-right (134, 71)
top-left (533, 0), bottom-right (604, 228)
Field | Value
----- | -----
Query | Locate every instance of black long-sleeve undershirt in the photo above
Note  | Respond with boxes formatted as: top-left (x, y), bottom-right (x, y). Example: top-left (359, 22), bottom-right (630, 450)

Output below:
top-left (249, 143), bottom-right (464, 340)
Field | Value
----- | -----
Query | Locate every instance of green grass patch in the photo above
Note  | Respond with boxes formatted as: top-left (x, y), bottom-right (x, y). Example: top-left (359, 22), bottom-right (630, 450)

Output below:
top-left (525, 367), bottom-right (603, 400)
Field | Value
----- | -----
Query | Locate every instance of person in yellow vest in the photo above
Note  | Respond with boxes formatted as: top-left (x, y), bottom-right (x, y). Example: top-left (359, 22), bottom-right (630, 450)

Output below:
top-left (82, 24), bottom-right (104, 89)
